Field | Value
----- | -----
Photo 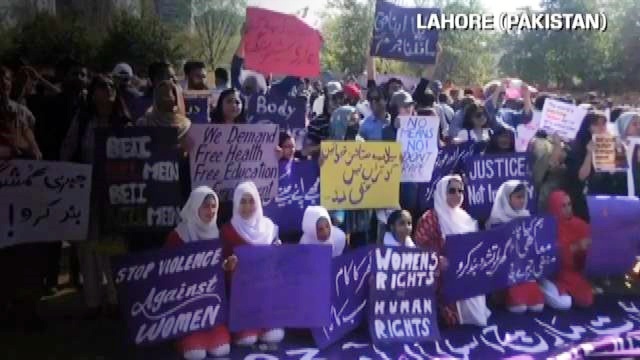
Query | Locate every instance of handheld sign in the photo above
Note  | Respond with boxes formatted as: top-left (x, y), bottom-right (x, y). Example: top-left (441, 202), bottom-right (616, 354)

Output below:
top-left (442, 216), bottom-right (558, 302)
top-left (229, 244), bottom-right (332, 331)
top-left (539, 99), bottom-right (587, 140)
top-left (592, 134), bottom-right (628, 173)
top-left (0, 160), bottom-right (91, 248)
top-left (189, 124), bottom-right (279, 202)
top-left (370, 0), bottom-right (440, 64)
top-left (112, 241), bottom-right (226, 346)
top-left (369, 246), bottom-right (440, 344)
top-left (246, 92), bottom-right (307, 146)
top-left (515, 111), bottom-right (541, 152)
top-left (311, 246), bottom-right (373, 349)
top-left (397, 116), bottom-right (440, 182)
top-left (94, 127), bottom-right (183, 233)
top-left (263, 160), bottom-right (320, 232)
top-left (320, 141), bottom-right (401, 210)
top-left (183, 90), bottom-right (211, 124)
top-left (245, 7), bottom-right (322, 77)
top-left (463, 153), bottom-right (536, 220)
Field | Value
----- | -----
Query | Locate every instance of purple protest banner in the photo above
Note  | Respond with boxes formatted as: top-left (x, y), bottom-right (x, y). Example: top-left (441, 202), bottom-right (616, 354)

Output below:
top-left (184, 90), bottom-right (210, 124)
top-left (263, 160), bottom-right (320, 232)
top-left (463, 153), bottom-right (536, 220)
top-left (442, 216), bottom-right (558, 303)
top-left (112, 241), bottom-right (226, 346)
top-left (586, 196), bottom-right (640, 276)
top-left (418, 141), bottom-right (486, 212)
top-left (370, 0), bottom-right (440, 64)
top-left (369, 246), bottom-right (440, 344)
top-left (229, 244), bottom-right (332, 331)
top-left (311, 246), bottom-right (373, 349)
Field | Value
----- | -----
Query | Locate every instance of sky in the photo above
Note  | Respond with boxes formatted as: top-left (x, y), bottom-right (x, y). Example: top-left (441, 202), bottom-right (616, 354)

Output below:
top-left (249, 0), bottom-right (542, 27)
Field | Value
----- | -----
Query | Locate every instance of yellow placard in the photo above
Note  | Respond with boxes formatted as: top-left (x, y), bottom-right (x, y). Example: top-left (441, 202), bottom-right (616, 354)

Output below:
top-left (320, 141), bottom-right (401, 210)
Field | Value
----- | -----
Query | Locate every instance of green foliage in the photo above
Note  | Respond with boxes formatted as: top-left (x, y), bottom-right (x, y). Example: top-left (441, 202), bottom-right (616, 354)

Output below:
top-left (1, 13), bottom-right (95, 66)
top-left (192, 0), bottom-right (245, 68)
top-left (95, 11), bottom-right (184, 74)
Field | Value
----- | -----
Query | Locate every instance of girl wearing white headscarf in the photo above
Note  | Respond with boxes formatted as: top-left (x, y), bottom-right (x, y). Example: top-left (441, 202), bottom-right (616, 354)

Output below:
top-left (165, 186), bottom-right (230, 360)
top-left (299, 206), bottom-right (346, 257)
top-left (415, 175), bottom-right (491, 327)
top-left (220, 181), bottom-right (284, 347)
top-left (486, 180), bottom-right (545, 314)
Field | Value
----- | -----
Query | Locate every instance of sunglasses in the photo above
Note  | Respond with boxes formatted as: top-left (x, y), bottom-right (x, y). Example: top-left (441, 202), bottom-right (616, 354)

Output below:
top-left (447, 188), bottom-right (464, 195)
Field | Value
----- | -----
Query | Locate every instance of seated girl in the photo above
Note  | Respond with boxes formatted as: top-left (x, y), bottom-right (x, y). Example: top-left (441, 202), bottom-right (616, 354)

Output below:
top-left (415, 175), bottom-right (491, 327)
top-left (383, 210), bottom-right (416, 248)
top-left (165, 186), bottom-right (230, 360)
top-left (220, 181), bottom-right (285, 346)
top-left (487, 180), bottom-right (544, 313)
top-left (299, 206), bottom-right (346, 257)
top-left (540, 190), bottom-right (594, 310)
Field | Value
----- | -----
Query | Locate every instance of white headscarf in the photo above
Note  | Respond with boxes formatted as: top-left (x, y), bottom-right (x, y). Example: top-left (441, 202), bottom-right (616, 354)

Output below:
top-left (175, 186), bottom-right (219, 242)
top-left (434, 175), bottom-right (478, 237)
top-left (383, 232), bottom-right (415, 248)
top-left (486, 180), bottom-right (531, 228)
top-left (230, 181), bottom-right (277, 245)
top-left (299, 206), bottom-right (346, 257)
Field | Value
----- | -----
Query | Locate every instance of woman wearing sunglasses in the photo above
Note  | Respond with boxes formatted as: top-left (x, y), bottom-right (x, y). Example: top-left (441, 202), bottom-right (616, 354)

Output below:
top-left (415, 175), bottom-right (491, 328)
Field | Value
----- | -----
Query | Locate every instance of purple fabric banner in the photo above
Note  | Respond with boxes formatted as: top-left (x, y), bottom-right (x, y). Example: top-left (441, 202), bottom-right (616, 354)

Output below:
top-left (463, 153), bottom-right (536, 220)
top-left (418, 142), bottom-right (486, 212)
top-left (586, 196), bottom-right (640, 276)
top-left (442, 216), bottom-right (558, 303)
top-left (112, 241), bottom-right (226, 346)
top-left (311, 246), bottom-right (373, 349)
top-left (263, 160), bottom-right (320, 232)
top-left (368, 246), bottom-right (440, 344)
top-left (246, 92), bottom-right (306, 132)
top-left (229, 244), bottom-right (332, 331)
top-left (184, 92), bottom-right (210, 124)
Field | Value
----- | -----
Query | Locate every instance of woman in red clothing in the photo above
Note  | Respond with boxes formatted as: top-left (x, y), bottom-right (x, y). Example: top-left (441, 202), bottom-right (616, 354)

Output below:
top-left (540, 190), bottom-right (594, 309)
top-left (165, 186), bottom-right (231, 360)
top-left (487, 180), bottom-right (545, 313)
top-left (220, 181), bottom-right (285, 346)
top-left (414, 175), bottom-right (491, 328)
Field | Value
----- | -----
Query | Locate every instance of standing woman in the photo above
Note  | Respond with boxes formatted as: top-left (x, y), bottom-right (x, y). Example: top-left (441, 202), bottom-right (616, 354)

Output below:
top-left (211, 88), bottom-right (245, 124)
top-left (220, 181), bottom-right (285, 346)
top-left (455, 101), bottom-right (491, 143)
top-left (486, 180), bottom-right (544, 313)
top-left (414, 175), bottom-right (491, 327)
top-left (485, 126), bottom-right (515, 154)
top-left (383, 210), bottom-right (416, 248)
top-left (165, 186), bottom-right (231, 360)
top-left (60, 74), bottom-right (131, 318)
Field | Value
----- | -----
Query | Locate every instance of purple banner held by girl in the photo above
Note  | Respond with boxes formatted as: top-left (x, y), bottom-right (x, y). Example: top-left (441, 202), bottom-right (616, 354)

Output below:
top-left (442, 216), bottom-right (557, 303)
top-left (112, 241), bottom-right (227, 346)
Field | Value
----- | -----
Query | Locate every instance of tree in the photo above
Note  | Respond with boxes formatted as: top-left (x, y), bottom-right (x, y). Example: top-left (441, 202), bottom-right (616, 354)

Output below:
top-left (321, 0), bottom-right (376, 76)
top-left (192, 0), bottom-right (245, 68)
top-left (95, 11), bottom-right (184, 74)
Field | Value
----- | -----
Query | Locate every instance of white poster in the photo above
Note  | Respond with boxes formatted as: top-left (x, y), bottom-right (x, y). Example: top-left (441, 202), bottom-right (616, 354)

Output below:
top-left (0, 160), bottom-right (92, 248)
top-left (539, 99), bottom-right (588, 140)
top-left (397, 116), bottom-right (440, 182)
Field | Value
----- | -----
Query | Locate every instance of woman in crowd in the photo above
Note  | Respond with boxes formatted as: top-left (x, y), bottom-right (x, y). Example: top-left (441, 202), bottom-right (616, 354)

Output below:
top-left (415, 175), bottom-right (491, 327)
top-left (540, 190), bottom-right (593, 309)
top-left (165, 186), bottom-right (230, 360)
top-left (60, 74), bottom-right (131, 318)
top-left (299, 206), bottom-right (346, 257)
top-left (278, 132), bottom-right (297, 162)
top-left (485, 126), bottom-right (515, 154)
top-left (136, 80), bottom-right (192, 153)
top-left (220, 181), bottom-right (285, 346)
top-left (455, 101), bottom-right (491, 143)
top-left (487, 180), bottom-right (544, 313)
top-left (383, 210), bottom-right (416, 248)
top-left (531, 133), bottom-right (569, 212)
top-left (616, 111), bottom-right (640, 140)
top-left (211, 88), bottom-right (245, 124)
